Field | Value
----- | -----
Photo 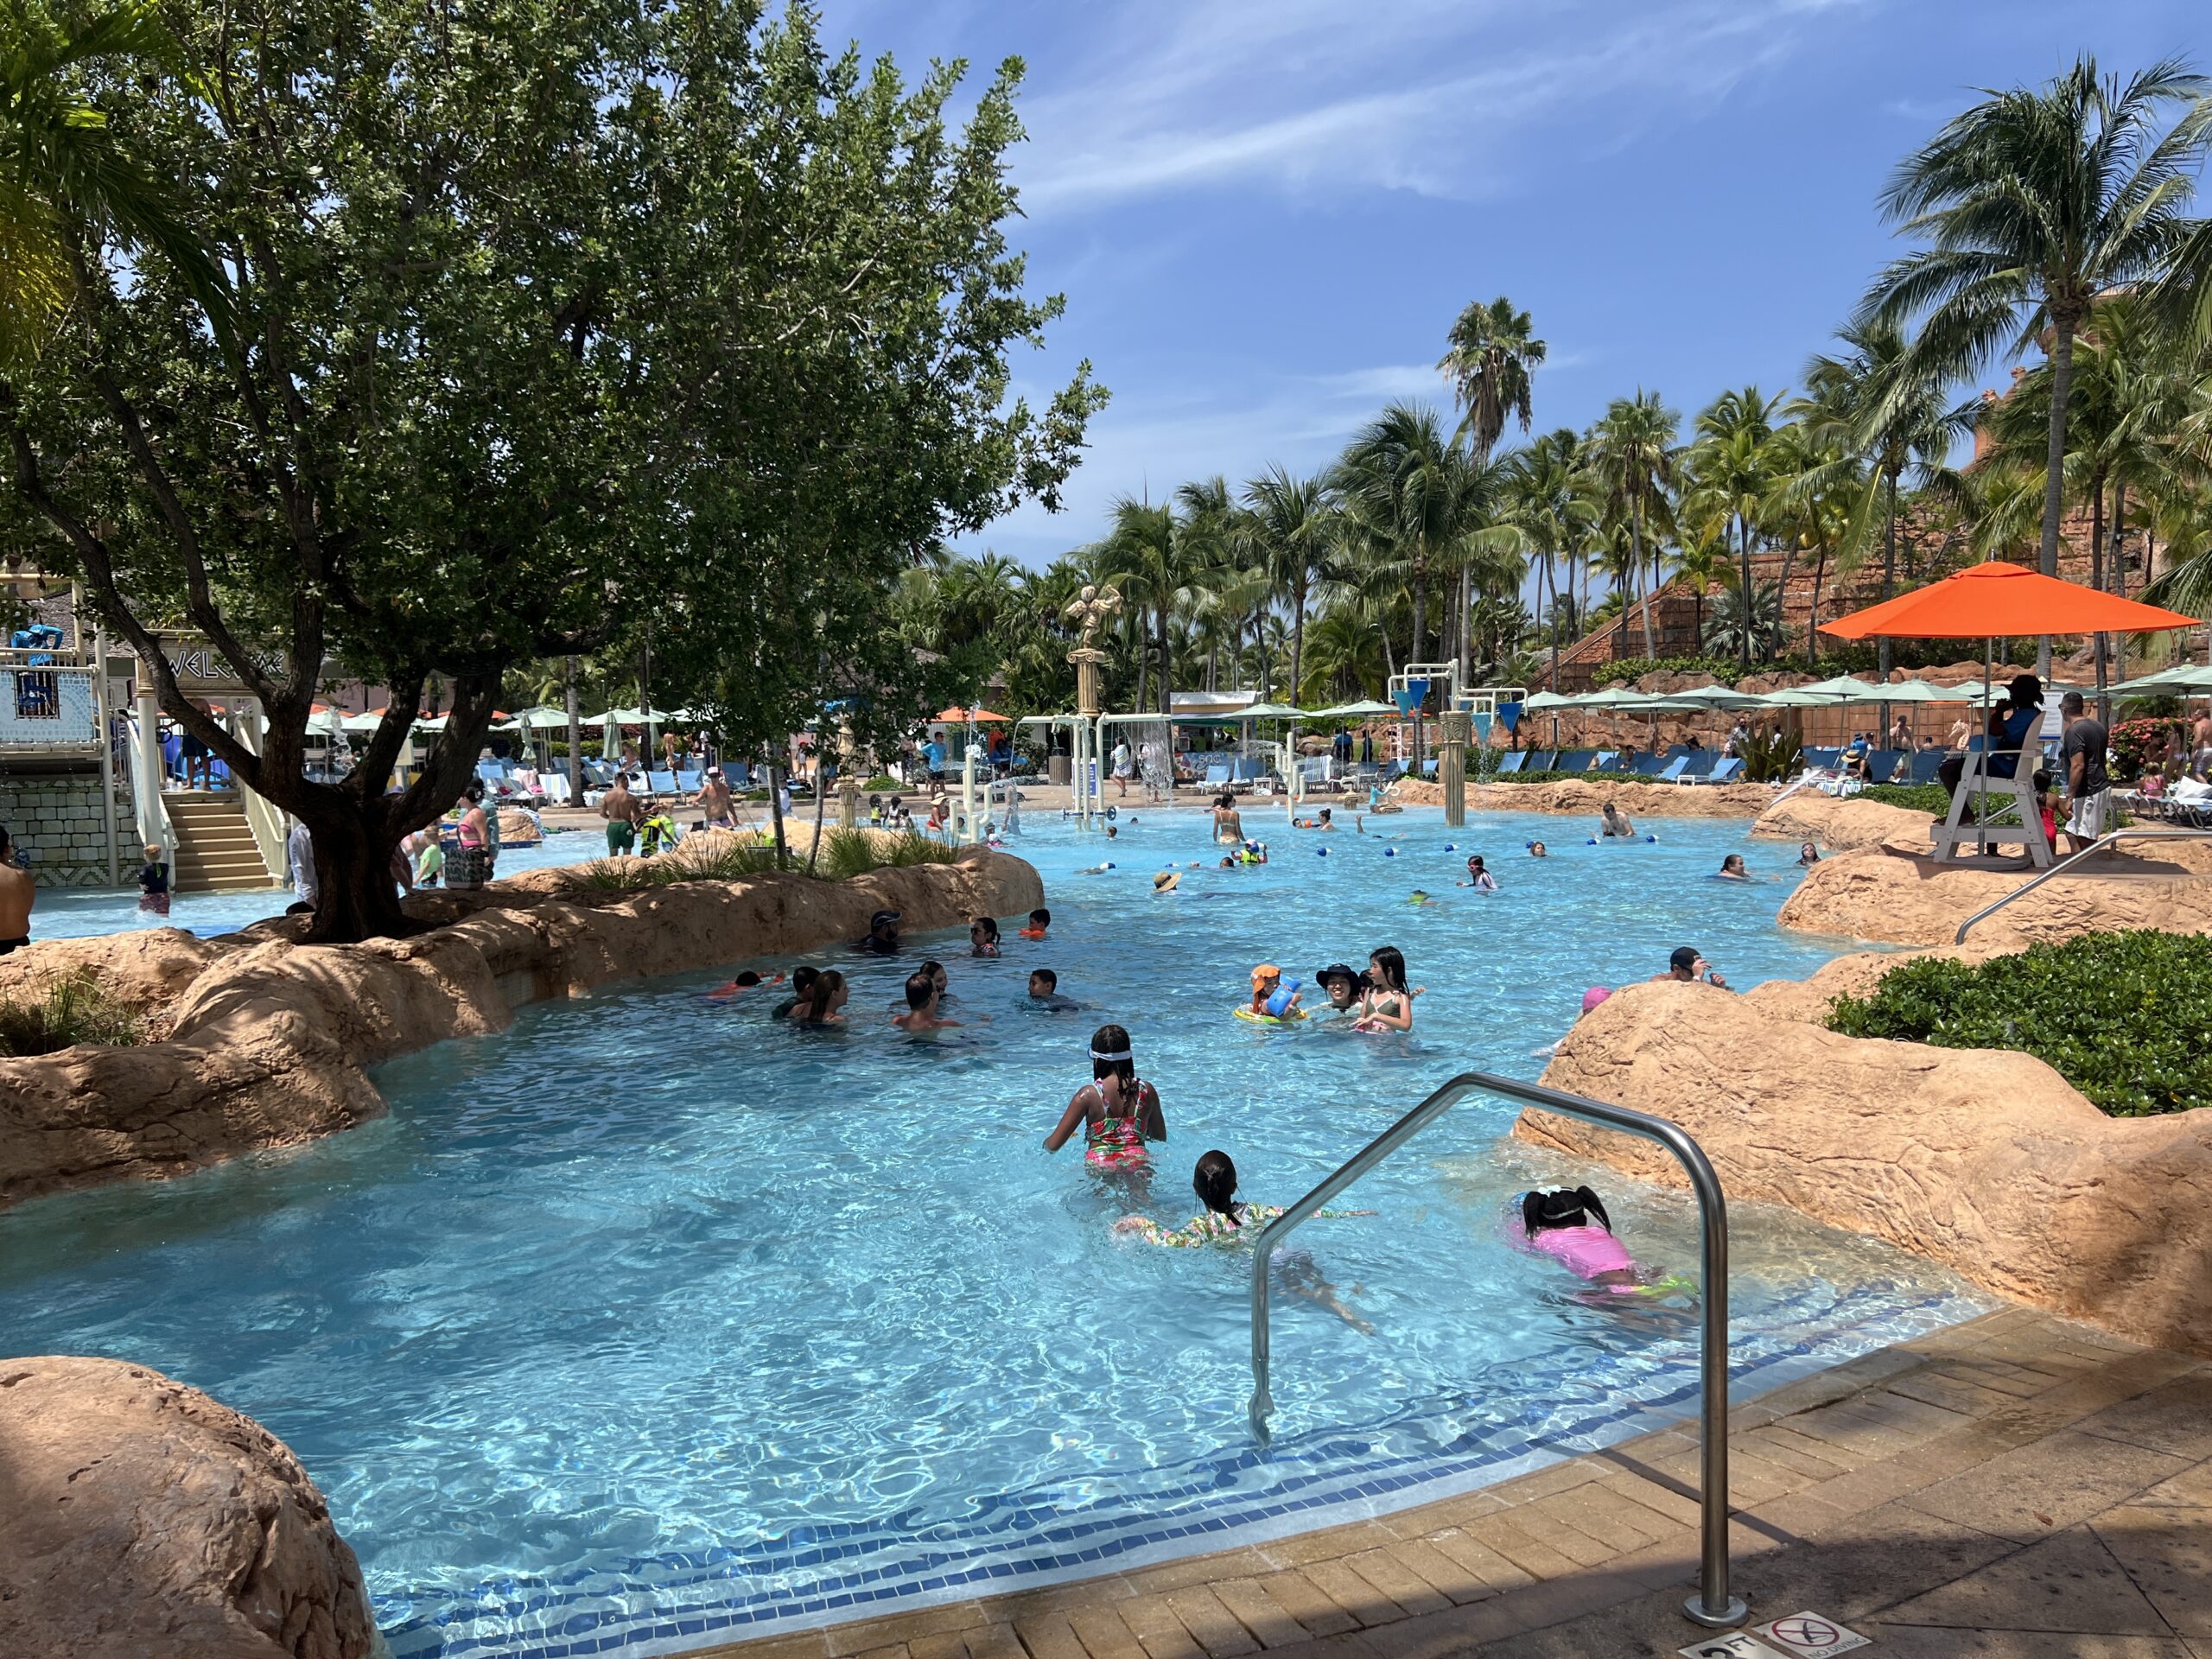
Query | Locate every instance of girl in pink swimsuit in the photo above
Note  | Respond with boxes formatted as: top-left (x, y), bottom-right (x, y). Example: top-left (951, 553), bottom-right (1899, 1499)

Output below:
top-left (1044, 1023), bottom-right (1165, 1176)
top-left (1515, 1186), bottom-right (1690, 1297)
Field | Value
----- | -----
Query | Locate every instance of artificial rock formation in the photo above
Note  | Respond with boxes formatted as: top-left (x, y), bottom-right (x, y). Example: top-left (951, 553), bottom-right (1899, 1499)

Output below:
top-left (1776, 845), bottom-right (2212, 947)
top-left (1394, 776), bottom-right (1771, 818)
top-left (1527, 981), bottom-right (2212, 1355)
top-left (0, 849), bottom-right (1043, 1208)
top-left (0, 1357), bottom-right (378, 1659)
top-left (1751, 791), bottom-right (1934, 855)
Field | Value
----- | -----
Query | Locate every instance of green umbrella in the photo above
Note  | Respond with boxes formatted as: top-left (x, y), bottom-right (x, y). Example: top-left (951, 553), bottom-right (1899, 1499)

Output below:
top-left (1306, 697), bottom-right (1399, 717)
top-left (1520, 690), bottom-right (1576, 711)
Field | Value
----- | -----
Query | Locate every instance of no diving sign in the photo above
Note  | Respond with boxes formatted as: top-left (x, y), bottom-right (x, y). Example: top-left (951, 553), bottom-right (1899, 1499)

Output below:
top-left (1678, 1612), bottom-right (1869, 1659)
top-left (1756, 1612), bottom-right (1872, 1656)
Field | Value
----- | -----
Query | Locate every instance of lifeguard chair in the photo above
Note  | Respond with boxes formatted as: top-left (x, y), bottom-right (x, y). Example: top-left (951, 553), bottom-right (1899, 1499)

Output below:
top-left (1930, 739), bottom-right (2053, 868)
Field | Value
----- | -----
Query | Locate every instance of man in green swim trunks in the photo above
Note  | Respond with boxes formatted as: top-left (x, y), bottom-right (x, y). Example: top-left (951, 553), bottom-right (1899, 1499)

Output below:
top-left (600, 772), bottom-right (642, 855)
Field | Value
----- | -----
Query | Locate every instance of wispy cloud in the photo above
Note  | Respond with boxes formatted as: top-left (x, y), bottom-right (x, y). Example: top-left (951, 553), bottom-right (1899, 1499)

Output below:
top-left (1014, 0), bottom-right (1869, 212)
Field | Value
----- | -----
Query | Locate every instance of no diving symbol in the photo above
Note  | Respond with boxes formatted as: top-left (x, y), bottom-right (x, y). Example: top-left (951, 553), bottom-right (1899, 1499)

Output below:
top-left (1755, 1611), bottom-right (1871, 1656)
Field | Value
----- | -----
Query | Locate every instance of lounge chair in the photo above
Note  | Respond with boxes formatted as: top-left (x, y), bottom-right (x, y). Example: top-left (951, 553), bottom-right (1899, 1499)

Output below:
top-left (1630, 753), bottom-right (1669, 777)
top-left (646, 768), bottom-right (677, 793)
top-left (1202, 762), bottom-right (1230, 791)
top-left (1676, 753), bottom-right (1717, 781)
top-left (1653, 756), bottom-right (1689, 783)
top-left (1908, 750), bottom-right (1947, 785)
top-left (1496, 751), bottom-right (1528, 776)
top-left (1694, 757), bottom-right (1745, 785)
top-left (1592, 751), bottom-right (1620, 772)
top-left (1556, 748), bottom-right (1596, 772)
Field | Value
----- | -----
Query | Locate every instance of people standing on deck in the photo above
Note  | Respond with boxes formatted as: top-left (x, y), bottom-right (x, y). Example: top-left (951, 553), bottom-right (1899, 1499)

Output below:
top-left (286, 817), bottom-right (317, 906)
top-left (600, 772), bottom-right (641, 855)
top-left (0, 827), bottom-right (31, 953)
top-left (1112, 739), bottom-right (1133, 798)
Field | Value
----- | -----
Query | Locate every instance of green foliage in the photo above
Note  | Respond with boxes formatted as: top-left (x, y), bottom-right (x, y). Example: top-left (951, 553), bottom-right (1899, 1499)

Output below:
top-left (1827, 931), bottom-right (2212, 1116)
top-left (3, 0), bottom-right (1098, 940)
top-left (2112, 717), bottom-right (2188, 783)
top-left (0, 972), bottom-right (145, 1055)
top-left (562, 825), bottom-right (957, 893)
top-left (1740, 728), bottom-right (1804, 783)
top-left (1599, 651), bottom-right (1881, 688)
top-left (1861, 782), bottom-right (1952, 815)
top-left (861, 775), bottom-right (900, 792)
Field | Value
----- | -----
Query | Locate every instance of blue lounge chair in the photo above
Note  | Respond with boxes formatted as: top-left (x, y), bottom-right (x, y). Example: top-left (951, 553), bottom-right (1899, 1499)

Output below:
top-left (1864, 749), bottom-right (1902, 785)
top-left (1677, 753), bottom-right (1717, 781)
top-left (1908, 749), bottom-right (1946, 784)
top-left (1592, 751), bottom-right (1620, 772)
top-left (1802, 747), bottom-right (1841, 770)
top-left (1630, 753), bottom-right (1668, 777)
top-left (647, 768), bottom-right (677, 793)
top-left (1653, 756), bottom-right (1689, 783)
top-left (1697, 757), bottom-right (1745, 785)
top-left (1496, 751), bottom-right (1528, 775)
top-left (1556, 748), bottom-right (1596, 772)
top-left (1202, 762), bottom-right (1230, 791)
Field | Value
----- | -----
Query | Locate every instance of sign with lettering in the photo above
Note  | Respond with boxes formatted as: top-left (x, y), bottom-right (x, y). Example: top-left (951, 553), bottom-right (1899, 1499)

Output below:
top-left (143, 632), bottom-right (285, 697)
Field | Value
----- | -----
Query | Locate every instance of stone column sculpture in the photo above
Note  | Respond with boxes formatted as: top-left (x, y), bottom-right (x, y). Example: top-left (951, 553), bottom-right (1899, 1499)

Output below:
top-left (1064, 583), bottom-right (1122, 829)
top-left (1440, 709), bottom-right (1470, 828)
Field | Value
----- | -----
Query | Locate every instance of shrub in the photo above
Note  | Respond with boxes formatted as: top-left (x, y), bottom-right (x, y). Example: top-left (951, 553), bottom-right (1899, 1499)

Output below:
top-left (1860, 783), bottom-right (1951, 816)
top-left (1740, 730), bottom-right (1802, 784)
top-left (2111, 716), bottom-right (2186, 784)
top-left (1826, 931), bottom-right (2212, 1116)
top-left (861, 774), bottom-right (900, 791)
top-left (0, 972), bottom-right (145, 1055)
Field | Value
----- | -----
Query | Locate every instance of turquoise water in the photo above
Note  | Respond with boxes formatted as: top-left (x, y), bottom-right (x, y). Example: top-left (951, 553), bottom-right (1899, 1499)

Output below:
top-left (0, 805), bottom-right (1978, 1659)
top-left (25, 827), bottom-right (601, 939)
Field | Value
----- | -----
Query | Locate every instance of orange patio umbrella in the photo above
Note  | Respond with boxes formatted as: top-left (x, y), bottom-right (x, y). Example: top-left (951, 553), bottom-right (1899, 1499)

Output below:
top-left (1820, 560), bottom-right (2197, 642)
top-left (933, 705), bottom-right (1008, 723)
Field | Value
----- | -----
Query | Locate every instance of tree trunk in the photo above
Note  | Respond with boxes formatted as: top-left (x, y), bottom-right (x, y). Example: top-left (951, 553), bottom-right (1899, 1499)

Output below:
top-left (1634, 496), bottom-right (1656, 660)
top-left (1546, 554), bottom-right (1560, 692)
top-left (804, 762), bottom-right (830, 874)
top-left (299, 796), bottom-right (413, 944)
top-left (2089, 474), bottom-right (2107, 712)
top-left (2101, 474), bottom-right (2126, 725)
top-left (1133, 620), bottom-right (1149, 715)
top-left (2035, 318), bottom-right (2078, 682)
top-left (1291, 580), bottom-right (1308, 708)
top-left (563, 656), bottom-right (583, 805)
top-left (1808, 547), bottom-right (1827, 661)
top-left (1156, 607), bottom-right (1173, 720)
top-left (767, 762), bottom-right (789, 868)
top-left (1737, 518), bottom-right (1753, 671)
top-left (1879, 468), bottom-right (1898, 687)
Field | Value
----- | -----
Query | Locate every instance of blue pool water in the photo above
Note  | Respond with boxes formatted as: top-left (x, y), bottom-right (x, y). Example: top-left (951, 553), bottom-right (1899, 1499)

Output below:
top-left (0, 806), bottom-right (1980, 1659)
top-left (25, 827), bottom-right (601, 939)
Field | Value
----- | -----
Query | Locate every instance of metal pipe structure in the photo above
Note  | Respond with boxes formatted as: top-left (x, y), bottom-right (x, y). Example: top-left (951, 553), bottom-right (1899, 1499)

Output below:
top-left (1953, 825), bottom-right (2212, 944)
top-left (1247, 1070), bottom-right (1746, 1630)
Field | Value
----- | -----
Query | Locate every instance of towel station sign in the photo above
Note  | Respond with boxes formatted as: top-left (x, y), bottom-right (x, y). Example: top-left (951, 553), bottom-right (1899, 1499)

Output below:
top-left (141, 632), bottom-right (289, 697)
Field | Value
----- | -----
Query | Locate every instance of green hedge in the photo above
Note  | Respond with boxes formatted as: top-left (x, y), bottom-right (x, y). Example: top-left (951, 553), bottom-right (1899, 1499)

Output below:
top-left (1826, 931), bottom-right (2212, 1116)
top-left (1859, 782), bottom-right (1952, 816)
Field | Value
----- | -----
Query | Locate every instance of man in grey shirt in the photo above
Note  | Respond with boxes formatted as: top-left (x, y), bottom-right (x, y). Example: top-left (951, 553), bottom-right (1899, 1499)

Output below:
top-left (2058, 692), bottom-right (2111, 853)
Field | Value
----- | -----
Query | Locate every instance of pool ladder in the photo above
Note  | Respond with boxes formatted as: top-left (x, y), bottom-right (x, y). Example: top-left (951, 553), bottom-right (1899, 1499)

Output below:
top-left (1246, 1071), bottom-right (1747, 1630)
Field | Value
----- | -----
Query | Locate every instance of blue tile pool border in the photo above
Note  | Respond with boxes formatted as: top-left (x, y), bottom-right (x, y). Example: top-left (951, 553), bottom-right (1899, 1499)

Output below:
top-left (376, 1285), bottom-right (1984, 1659)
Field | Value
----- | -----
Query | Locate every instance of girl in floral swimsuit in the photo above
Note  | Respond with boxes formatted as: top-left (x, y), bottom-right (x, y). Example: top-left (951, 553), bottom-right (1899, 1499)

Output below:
top-left (1044, 1023), bottom-right (1165, 1174)
top-left (1117, 1151), bottom-right (1372, 1332)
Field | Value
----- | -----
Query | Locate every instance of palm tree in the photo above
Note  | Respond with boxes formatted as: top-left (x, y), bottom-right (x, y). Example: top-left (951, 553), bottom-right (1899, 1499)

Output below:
top-left (1502, 429), bottom-right (1599, 690)
top-left (1793, 319), bottom-right (1972, 683)
top-left (1244, 466), bottom-right (1337, 706)
top-left (1672, 527), bottom-right (1726, 651)
top-left (1334, 402), bottom-right (1473, 671)
top-left (1683, 388), bottom-right (1783, 670)
top-left (1097, 497), bottom-right (1188, 719)
top-left (1587, 391), bottom-right (1680, 659)
top-left (1439, 296), bottom-right (1545, 683)
top-left (1860, 54), bottom-right (2212, 678)
top-left (0, 2), bottom-right (231, 367)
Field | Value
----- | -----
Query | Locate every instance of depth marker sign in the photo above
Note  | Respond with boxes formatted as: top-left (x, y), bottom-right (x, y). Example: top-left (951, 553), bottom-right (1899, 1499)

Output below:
top-left (1677, 1637), bottom-right (1788, 1659)
top-left (1755, 1611), bottom-right (1872, 1656)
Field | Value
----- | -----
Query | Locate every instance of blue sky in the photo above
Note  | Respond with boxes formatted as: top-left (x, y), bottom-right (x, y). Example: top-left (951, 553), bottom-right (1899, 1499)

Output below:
top-left (823, 0), bottom-right (2204, 569)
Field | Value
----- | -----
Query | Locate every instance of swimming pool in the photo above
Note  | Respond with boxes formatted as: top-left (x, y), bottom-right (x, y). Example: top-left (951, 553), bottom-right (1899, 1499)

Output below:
top-left (23, 825), bottom-right (601, 940)
top-left (0, 806), bottom-right (1981, 1658)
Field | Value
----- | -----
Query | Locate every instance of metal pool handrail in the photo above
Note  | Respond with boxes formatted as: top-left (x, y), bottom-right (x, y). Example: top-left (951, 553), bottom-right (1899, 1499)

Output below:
top-left (1246, 1070), bottom-right (1747, 1630)
top-left (1952, 825), bottom-right (2212, 944)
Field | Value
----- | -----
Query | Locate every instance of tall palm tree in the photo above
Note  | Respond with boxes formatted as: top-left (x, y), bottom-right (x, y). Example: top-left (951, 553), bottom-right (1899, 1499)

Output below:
top-left (1439, 296), bottom-right (1545, 683)
top-left (1587, 391), bottom-right (1680, 659)
top-left (0, 2), bottom-right (231, 366)
top-left (1859, 54), bottom-right (2212, 677)
top-left (1793, 319), bottom-right (1973, 683)
top-left (1502, 429), bottom-right (1599, 690)
top-left (1334, 402), bottom-right (1469, 671)
top-left (1683, 388), bottom-right (1783, 670)
top-left (1097, 497), bottom-right (1189, 719)
top-left (1243, 466), bottom-right (1337, 707)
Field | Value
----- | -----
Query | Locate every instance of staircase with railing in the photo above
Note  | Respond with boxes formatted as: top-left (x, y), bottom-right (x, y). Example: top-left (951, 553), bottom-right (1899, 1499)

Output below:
top-left (165, 791), bottom-right (282, 893)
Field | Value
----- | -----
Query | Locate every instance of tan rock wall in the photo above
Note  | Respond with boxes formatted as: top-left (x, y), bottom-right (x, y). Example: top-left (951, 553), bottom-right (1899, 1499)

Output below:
top-left (1776, 847), bottom-right (2212, 948)
top-left (0, 1356), bottom-right (378, 1659)
top-left (1752, 792), bottom-right (1933, 855)
top-left (0, 850), bottom-right (1043, 1209)
top-left (1393, 776), bottom-right (1772, 818)
top-left (1525, 981), bottom-right (2212, 1355)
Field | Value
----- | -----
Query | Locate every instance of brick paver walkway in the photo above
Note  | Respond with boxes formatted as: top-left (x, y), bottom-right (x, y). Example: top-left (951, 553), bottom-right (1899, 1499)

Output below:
top-left (691, 1308), bottom-right (2212, 1659)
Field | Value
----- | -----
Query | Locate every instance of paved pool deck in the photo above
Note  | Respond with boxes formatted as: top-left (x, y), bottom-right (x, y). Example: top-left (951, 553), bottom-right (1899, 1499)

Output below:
top-left (693, 1306), bottom-right (2211, 1659)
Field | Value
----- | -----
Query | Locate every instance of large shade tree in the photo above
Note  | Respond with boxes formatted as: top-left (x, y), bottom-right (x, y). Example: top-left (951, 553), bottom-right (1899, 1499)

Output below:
top-left (1860, 53), bottom-right (2211, 677)
top-left (1, 0), bottom-right (1100, 939)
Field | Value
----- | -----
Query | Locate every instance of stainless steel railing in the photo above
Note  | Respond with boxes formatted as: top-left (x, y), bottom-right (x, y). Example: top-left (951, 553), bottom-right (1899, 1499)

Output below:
top-left (1246, 1070), bottom-right (1747, 1630)
top-left (1953, 825), bottom-right (2212, 944)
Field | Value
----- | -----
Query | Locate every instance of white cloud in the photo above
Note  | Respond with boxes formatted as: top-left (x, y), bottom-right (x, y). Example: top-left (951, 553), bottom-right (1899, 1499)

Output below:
top-left (1013, 0), bottom-right (1872, 213)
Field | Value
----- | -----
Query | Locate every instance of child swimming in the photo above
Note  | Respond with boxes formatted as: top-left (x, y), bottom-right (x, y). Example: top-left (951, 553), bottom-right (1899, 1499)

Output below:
top-left (1019, 907), bottom-right (1051, 940)
top-left (706, 968), bottom-right (786, 1001)
top-left (1116, 1151), bottom-right (1372, 1331)
top-left (970, 915), bottom-right (1001, 957)
top-left (1353, 947), bottom-right (1421, 1033)
top-left (1458, 855), bottom-right (1498, 891)
top-left (1513, 1185), bottom-right (1690, 1297)
top-left (1249, 963), bottom-right (1302, 1017)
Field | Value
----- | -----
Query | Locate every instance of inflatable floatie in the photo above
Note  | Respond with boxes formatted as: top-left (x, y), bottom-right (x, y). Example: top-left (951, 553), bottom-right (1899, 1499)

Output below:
top-left (1233, 1005), bottom-right (1309, 1026)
